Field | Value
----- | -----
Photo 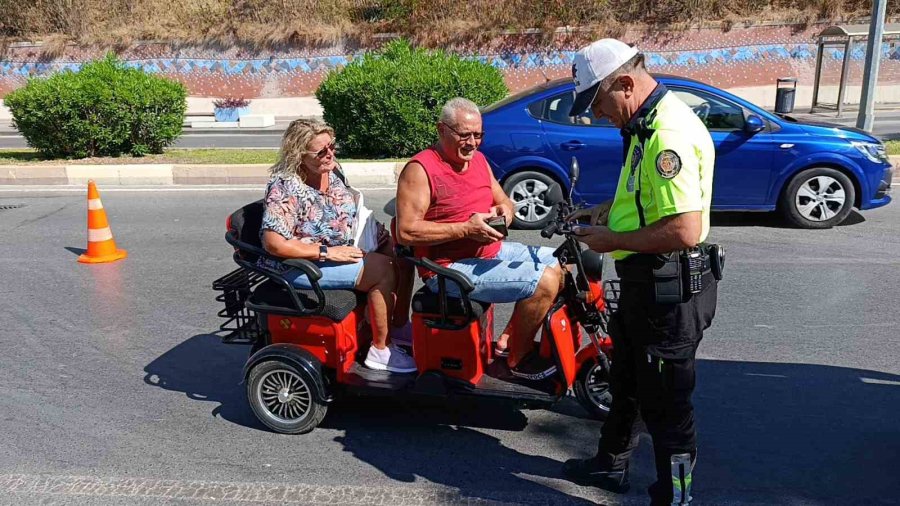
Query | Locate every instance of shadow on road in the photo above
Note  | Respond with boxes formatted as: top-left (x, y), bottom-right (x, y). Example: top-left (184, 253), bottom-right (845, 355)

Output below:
top-left (692, 359), bottom-right (900, 503)
top-left (324, 397), bottom-right (599, 505)
top-left (327, 360), bottom-right (900, 504)
top-left (143, 333), bottom-right (263, 430)
top-left (143, 333), bottom-right (900, 504)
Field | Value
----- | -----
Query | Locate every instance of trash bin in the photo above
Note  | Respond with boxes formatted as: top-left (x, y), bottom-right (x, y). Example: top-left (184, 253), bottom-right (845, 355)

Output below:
top-left (775, 77), bottom-right (797, 114)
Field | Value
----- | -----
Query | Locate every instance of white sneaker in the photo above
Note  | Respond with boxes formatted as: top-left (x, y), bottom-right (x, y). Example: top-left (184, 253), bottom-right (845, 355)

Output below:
top-left (364, 344), bottom-right (417, 374)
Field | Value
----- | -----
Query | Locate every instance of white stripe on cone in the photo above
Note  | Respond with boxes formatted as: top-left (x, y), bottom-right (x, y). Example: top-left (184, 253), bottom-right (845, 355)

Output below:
top-left (88, 227), bottom-right (114, 242)
top-left (88, 199), bottom-right (104, 210)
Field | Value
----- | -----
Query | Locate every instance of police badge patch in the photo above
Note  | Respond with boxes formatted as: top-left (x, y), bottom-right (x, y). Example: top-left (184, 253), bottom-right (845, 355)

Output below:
top-left (656, 150), bottom-right (682, 179)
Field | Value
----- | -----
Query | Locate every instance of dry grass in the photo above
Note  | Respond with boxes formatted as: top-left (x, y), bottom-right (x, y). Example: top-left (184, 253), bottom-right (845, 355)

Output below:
top-left (886, 140), bottom-right (900, 156)
top-left (0, 0), bottom-right (895, 50)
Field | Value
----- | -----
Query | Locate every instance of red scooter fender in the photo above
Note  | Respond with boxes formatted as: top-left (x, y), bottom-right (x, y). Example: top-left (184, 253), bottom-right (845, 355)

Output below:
top-left (575, 345), bottom-right (600, 370)
top-left (540, 305), bottom-right (578, 388)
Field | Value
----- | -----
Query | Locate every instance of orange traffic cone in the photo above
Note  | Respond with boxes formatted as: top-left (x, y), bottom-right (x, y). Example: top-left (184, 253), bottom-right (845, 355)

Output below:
top-left (78, 180), bottom-right (127, 264)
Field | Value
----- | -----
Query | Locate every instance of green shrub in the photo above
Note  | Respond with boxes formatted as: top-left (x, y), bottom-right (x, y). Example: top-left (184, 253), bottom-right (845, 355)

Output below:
top-left (5, 55), bottom-right (187, 158)
top-left (316, 39), bottom-right (508, 158)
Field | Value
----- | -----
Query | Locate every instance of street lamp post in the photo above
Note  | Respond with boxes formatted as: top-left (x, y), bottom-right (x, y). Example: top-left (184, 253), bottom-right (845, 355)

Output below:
top-left (856, 0), bottom-right (888, 131)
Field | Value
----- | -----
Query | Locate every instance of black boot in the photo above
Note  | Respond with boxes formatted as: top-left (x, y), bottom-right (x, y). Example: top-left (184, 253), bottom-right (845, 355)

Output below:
top-left (562, 456), bottom-right (630, 493)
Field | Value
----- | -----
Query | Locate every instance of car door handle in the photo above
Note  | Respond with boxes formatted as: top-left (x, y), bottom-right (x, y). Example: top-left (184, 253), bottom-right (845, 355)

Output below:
top-left (561, 141), bottom-right (586, 151)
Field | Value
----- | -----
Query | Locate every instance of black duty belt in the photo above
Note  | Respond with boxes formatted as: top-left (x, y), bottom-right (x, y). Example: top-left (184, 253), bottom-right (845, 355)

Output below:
top-left (615, 247), bottom-right (719, 304)
top-left (615, 252), bottom-right (710, 282)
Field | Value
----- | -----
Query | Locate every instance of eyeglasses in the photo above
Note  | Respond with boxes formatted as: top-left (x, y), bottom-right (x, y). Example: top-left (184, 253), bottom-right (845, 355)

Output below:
top-left (441, 122), bottom-right (484, 141)
top-left (305, 140), bottom-right (337, 159)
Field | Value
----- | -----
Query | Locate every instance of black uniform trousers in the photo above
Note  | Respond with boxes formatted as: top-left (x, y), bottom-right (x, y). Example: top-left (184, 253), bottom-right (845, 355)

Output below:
top-left (598, 256), bottom-right (718, 504)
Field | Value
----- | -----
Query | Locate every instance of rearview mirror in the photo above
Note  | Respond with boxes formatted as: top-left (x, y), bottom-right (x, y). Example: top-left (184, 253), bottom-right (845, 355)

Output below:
top-left (546, 183), bottom-right (565, 206)
top-left (744, 115), bottom-right (765, 134)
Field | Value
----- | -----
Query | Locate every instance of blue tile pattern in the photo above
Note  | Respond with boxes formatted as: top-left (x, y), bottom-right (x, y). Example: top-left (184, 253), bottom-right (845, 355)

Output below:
top-left (0, 42), bottom-right (895, 80)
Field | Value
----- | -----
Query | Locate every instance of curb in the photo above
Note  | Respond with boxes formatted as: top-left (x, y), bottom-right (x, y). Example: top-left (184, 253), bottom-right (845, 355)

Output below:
top-left (0, 157), bottom-right (895, 187)
top-left (0, 161), bottom-right (405, 187)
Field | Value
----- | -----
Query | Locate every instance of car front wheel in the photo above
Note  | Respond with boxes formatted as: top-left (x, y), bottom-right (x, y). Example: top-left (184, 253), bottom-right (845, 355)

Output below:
top-left (780, 167), bottom-right (855, 229)
top-left (502, 170), bottom-right (559, 229)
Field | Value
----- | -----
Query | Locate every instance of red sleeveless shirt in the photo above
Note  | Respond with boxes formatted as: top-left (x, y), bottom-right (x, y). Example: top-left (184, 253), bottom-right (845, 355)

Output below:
top-left (409, 147), bottom-right (501, 276)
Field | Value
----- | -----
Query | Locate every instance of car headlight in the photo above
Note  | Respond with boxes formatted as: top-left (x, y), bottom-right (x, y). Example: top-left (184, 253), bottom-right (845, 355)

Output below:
top-left (851, 141), bottom-right (889, 163)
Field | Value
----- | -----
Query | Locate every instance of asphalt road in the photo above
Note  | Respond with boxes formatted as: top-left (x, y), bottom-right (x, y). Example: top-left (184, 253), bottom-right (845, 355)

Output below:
top-left (0, 188), bottom-right (898, 505)
top-left (1, 110), bottom-right (899, 149)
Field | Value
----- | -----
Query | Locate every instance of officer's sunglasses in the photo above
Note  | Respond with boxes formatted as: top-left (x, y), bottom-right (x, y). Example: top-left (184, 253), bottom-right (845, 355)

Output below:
top-left (441, 122), bottom-right (485, 141)
top-left (304, 140), bottom-right (337, 159)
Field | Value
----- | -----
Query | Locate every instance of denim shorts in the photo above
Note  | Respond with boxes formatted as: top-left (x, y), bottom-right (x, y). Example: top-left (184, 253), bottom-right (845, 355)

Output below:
top-left (283, 259), bottom-right (364, 291)
top-left (425, 241), bottom-right (557, 303)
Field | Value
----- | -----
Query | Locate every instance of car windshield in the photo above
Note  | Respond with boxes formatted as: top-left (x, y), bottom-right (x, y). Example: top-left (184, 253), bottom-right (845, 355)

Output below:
top-left (481, 79), bottom-right (570, 113)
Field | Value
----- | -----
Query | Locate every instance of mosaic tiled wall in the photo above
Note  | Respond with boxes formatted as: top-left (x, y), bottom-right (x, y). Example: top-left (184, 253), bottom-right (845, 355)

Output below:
top-left (1, 25), bottom-right (898, 98)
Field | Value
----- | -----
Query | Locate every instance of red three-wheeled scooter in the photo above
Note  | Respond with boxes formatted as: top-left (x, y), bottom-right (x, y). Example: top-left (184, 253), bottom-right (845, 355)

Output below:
top-left (212, 158), bottom-right (617, 433)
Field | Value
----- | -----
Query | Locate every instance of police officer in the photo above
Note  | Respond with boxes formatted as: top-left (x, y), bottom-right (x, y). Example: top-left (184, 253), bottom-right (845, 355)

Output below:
top-left (561, 39), bottom-right (719, 505)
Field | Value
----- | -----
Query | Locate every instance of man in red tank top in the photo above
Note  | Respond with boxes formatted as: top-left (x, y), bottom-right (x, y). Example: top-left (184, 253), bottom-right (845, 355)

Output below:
top-left (396, 98), bottom-right (563, 381)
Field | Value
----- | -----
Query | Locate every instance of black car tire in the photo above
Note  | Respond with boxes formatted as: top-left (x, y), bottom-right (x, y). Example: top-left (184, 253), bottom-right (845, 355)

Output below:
top-left (573, 359), bottom-right (612, 420)
top-left (502, 170), bottom-right (560, 230)
top-left (780, 167), bottom-right (855, 229)
top-left (247, 358), bottom-right (328, 434)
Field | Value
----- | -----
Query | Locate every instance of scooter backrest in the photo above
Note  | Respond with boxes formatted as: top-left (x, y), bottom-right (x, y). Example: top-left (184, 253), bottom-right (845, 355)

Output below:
top-left (226, 199), bottom-right (265, 262)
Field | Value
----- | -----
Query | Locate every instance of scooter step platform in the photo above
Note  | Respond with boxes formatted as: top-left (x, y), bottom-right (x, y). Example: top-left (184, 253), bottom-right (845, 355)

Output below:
top-left (342, 358), bottom-right (561, 403)
top-left (344, 362), bottom-right (417, 391)
top-left (474, 359), bottom-right (561, 401)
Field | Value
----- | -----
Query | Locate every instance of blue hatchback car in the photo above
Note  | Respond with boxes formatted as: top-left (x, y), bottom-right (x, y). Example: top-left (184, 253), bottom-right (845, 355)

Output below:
top-left (480, 76), bottom-right (893, 229)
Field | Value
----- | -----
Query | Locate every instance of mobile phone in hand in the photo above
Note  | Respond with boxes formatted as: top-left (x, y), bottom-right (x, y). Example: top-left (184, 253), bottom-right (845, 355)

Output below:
top-left (486, 216), bottom-right (509, 237)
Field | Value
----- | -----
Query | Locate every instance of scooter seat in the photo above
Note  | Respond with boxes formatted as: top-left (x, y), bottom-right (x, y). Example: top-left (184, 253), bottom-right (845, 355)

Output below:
top-left (411, 286), bottom-right (490, 320)
top-left (248, 279), bottom-right (366, 322)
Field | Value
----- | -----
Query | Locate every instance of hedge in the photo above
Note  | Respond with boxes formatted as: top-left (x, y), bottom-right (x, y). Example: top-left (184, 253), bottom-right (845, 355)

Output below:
top-left (316, 40), bottom-right (508, 158)
top-left (5, 55), bottom-right (187, 158)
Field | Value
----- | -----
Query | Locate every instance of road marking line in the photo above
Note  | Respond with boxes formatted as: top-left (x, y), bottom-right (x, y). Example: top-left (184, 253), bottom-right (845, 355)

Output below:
top-left (860, 377), bottom-right (900, 386)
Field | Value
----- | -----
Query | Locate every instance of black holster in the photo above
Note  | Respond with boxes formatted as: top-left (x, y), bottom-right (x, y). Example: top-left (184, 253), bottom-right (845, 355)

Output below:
top-left (616, 245), bottom-right (721, 304)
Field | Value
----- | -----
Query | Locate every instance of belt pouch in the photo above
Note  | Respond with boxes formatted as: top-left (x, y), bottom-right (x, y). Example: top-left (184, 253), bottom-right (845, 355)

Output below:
top-left (652, 255), bottom-right (683, 304)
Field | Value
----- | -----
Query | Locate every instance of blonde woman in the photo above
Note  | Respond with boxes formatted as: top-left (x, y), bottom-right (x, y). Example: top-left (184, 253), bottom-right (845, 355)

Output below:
top-left (259, 119), bottom-right (416, 374)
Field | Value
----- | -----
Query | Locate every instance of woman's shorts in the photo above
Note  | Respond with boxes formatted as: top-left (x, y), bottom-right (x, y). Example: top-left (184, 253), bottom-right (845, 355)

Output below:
top-left (283, 259), bottom-right (364, 291)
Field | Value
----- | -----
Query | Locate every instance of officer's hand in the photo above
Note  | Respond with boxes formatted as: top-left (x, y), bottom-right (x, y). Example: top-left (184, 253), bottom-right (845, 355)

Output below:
top-left (571, 225), bottom-right (618, 253)
top-left (466, 212), bottom-right (504, 243)
top-left (567, 201), bottom-right (612, 226)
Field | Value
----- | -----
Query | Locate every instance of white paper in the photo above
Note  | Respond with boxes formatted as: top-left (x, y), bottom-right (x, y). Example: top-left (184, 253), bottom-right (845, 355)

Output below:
top-left (350, 189), bottom-right (379, 252)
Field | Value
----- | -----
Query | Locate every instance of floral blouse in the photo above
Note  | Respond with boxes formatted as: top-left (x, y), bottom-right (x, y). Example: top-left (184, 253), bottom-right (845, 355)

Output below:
top-left (258, 172), bottom-right (357, 269)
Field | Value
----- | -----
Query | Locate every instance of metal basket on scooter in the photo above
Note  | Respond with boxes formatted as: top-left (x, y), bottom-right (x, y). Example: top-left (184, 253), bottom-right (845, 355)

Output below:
top-left (602, 279), bottom-right (621, 315)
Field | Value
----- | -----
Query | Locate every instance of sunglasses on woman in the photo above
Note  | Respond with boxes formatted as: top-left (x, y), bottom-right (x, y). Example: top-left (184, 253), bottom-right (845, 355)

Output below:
top-left (305, 140), bottom-right (337, 159)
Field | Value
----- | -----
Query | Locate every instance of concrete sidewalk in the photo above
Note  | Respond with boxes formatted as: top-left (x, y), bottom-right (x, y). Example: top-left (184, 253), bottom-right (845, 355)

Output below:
top-left (1, 157), bottom-right (896, 188)
top-left (0, 161), bottom-right (404, 187)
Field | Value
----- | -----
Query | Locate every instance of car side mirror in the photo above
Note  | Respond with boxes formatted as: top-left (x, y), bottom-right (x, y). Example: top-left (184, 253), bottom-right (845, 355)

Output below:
top-left (568, 157), bottom-right (580, 202)
top-left (745, 115), bottom-right (765, 134)
top-left (570, 156), bottom-right (580, 182)
top-left (546, 183), bottom-right (565, 206)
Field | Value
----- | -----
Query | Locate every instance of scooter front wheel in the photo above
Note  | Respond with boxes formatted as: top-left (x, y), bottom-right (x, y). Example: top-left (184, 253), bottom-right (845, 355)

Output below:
top-left (247, 359), bottom-right (328, 434)
top-left (574, 359), bottom-right (612, 420)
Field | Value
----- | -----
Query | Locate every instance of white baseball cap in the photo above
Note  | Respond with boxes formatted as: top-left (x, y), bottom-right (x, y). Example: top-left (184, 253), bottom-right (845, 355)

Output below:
top-left (569, 39), bottom-right (639, 116)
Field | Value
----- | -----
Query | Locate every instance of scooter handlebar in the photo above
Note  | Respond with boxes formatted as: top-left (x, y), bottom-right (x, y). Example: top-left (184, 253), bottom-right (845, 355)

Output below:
top-left (541, 222), bottom-right (559, 238)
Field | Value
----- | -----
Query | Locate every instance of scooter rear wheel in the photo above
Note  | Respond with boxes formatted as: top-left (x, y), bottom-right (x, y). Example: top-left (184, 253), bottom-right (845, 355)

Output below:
top-left (574, 359), bottom-right (612, 420)
top-left (247, 359), bottom-right (328, 434)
